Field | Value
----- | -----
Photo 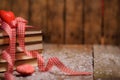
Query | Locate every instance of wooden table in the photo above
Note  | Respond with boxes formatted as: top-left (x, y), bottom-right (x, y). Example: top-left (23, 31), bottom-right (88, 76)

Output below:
top-left (0, 44), bottom-right (120, 80)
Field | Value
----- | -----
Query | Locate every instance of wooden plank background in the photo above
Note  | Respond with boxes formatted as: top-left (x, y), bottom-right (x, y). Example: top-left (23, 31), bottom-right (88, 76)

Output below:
top-left (66, 0), bottom-right (83, 44)
top-left (84, 0), bottom-right (102, 44)
top-left (0, 0), bottom-right (120, 45)
top-left (104, 0), bottom-right (120, 45)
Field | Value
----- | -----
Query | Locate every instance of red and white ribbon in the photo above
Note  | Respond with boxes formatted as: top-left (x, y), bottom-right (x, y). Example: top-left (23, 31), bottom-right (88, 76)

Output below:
top-left (0, 17), bottom-right (92, 80)
top-left (0, 19), bottom-right (16, 80)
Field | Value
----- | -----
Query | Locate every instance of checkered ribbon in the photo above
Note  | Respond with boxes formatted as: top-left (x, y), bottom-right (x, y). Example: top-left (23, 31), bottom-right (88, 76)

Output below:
top-left (0, 19), bottom-right (16, 80)
top-left (0, 17), bottom-right (91, 80)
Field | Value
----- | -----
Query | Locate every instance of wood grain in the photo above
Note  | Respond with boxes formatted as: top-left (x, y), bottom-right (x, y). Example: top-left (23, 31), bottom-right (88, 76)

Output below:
top-left (0, 0), bottom-right (120, 45)
top-left (30, 0), bottom-right (47, 43)
top-left (104, 0), bottom-right (120, 45)
top-left (0, 0), bottom-right (12, 10)
top-left (12, 0), bottom-right (29, 20)
top-left (30, 0), bottom-right (47, 29)
top-left (47, 0), bottom-right (64, 43)
top-left (94, 45), bottom-right (120, 80)
top-left (66, 0), bottom-right (83, 44)
top-left (84, 0), bottom-right (102, 44)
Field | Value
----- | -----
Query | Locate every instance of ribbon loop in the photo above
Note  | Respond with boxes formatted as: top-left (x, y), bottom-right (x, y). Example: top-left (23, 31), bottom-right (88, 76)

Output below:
top-left (15, 17), bottom-right (27, 23)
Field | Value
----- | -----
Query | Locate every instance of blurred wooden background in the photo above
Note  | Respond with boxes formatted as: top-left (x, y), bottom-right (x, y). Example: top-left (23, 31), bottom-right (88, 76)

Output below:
top-left (0, 0), bottom-right (120, 45)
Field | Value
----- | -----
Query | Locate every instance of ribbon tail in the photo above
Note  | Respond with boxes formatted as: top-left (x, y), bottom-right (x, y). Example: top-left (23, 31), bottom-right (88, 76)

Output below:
top-left (49, 57), bottom-right (92, 76)
top-left (17, 18), bottom-right (92, 76)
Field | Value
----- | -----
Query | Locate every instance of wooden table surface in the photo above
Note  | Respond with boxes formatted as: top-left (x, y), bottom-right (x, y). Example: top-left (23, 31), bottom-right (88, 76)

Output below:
top-left (0, 44), bottom-right (120, 80)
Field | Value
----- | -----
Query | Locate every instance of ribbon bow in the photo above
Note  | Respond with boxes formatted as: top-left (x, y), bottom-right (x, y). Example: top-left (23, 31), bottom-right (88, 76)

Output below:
top-left (0, 13), bottom-right (91, 80)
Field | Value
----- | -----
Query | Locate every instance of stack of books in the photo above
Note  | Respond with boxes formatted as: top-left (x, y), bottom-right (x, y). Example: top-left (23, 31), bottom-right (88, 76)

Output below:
top-left (0, 29), bottom-right (43, 72)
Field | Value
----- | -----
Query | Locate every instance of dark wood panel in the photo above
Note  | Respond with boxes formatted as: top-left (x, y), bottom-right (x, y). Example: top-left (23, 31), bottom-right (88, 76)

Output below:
top-left (30, 0), bottom-right (47, 42)
top-left (104, 0), bottom-right (120, 45)
top-left (12, 0), bottom-right (29, 20)
top-left (0, 0), bottom-right (12, 10)
top-left (66, 0), bottom-right (83, 44)
top-left (30, 0), bottom-right (47, 29)
top-left (0, 0), bottom-right (120, 45)
top-left (47, 0), bottom-right (64, 43)
top-left (84, 0), bottom-right (102, 44)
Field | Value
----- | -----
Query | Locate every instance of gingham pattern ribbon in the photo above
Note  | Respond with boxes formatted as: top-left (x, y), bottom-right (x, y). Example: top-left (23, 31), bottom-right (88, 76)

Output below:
top-left (0, 18), bottom-right (16, 80)
top-left (0, 17), bottom-right (91, 80)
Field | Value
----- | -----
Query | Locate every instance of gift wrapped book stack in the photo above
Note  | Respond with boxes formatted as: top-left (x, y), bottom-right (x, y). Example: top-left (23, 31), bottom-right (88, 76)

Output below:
top-left (0, 29), bottom-right (43, 72)
top-left (0, 10), bottom-right (91, 80)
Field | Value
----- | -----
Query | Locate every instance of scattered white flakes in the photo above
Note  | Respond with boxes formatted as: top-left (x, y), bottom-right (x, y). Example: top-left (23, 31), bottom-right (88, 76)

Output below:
top-left (94, 45), bottom-right (120, 79)
top-left (14, 45), bottom-right (93, 80)
top-left (97, 78), bottom-right (101, 80)
top-left (32, 73), bottom-right (36, 76)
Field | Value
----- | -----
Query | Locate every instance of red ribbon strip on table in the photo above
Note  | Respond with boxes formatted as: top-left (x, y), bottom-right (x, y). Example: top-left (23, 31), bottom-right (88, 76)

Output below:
top-left (0, 17), bottom-right (91, 80)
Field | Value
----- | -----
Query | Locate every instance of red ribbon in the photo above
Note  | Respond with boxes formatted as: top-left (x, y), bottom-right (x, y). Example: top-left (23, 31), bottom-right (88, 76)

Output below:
top-left (0, 19), bottom-right (16, 80)
top-left (0, 17), bottom-right (91, 80)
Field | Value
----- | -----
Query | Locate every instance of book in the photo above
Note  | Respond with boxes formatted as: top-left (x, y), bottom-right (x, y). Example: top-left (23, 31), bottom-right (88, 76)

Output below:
top-left (17, 43), bottom-right (43, 52)
top-left (0, 30), bottom-right (43, 72)
top-left (0, 49), bottom-right (42, 63)
top-left (0, 58), bottom-right (37, 72)
top-left (0, 30), bottom-right (42, 45)
top-left (0, 29), bottom-right (42, 37)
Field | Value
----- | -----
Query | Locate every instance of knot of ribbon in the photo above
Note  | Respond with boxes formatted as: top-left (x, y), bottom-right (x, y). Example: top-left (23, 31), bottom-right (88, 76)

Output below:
top-left (0, 17), bottom-right (91, 80)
